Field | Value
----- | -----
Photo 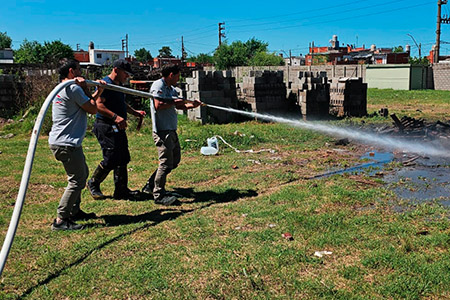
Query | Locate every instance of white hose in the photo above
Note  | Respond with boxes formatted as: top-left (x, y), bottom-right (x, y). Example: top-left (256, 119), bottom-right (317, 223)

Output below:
top-left (0, 79), bottom-right (155, 277)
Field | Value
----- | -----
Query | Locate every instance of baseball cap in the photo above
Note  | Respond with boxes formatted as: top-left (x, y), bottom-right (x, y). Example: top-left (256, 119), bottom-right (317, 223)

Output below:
top-left (113, 59), bottom-right (133, 76)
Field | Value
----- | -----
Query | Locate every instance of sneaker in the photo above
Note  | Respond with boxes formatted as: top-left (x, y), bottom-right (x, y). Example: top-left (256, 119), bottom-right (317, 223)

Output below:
top-left (154, 195), bottom-right (177, 206)
top-left (71, 210), bottom-right (97, 221)
top-left (51, 219), bottom-right (84, 231)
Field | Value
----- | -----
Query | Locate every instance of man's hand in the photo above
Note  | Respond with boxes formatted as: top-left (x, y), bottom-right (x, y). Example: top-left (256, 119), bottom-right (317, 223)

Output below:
top-left (114, 115), bottom-right (127, 130)
top-left (191, 99), bottom-right (202, 108)
top-left (135, 110), bottom-right (146, 118)
top-left (96, 80), bottom-right (107, 95)
top-left (74, 77), bottom-right (87, 89)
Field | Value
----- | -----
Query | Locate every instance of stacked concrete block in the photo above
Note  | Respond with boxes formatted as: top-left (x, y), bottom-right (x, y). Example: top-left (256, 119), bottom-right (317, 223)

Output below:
top-left (291, 71), bottom-right (330, 117)
top-left (185, 70), bottom-right (237, 124)
top-left (240, 70), bottom-right (287, 113)
top-left (329, 77), bottom-right (367, 117)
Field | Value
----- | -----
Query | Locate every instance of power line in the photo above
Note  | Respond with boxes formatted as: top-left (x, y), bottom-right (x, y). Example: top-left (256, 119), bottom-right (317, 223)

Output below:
top-left (229, 1), bottom-right (434, 35)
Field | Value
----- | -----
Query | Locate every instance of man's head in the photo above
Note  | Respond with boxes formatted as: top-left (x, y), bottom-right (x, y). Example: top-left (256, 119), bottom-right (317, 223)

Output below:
top-left (58, 58), bottom-right (81, 81)
top-left (161, 64), bottom-right (180, 87)
top-left (111, 59), bottom-right (133, 84)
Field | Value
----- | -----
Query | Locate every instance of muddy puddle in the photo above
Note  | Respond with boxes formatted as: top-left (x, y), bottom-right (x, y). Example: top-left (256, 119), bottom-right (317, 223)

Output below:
top-left (383, 156), bottom-right (450, 206)
top-left (314, 151), bottom-right (450, 207)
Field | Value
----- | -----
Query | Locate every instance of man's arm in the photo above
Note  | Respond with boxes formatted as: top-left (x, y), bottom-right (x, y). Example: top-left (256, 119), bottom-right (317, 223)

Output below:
top-left (78, 78), bottom-right (106, 114)
top-left (96, 96), bottom-right (128, 130)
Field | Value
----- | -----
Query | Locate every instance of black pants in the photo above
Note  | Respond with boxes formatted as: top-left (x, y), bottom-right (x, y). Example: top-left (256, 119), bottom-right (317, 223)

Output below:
top-left (93, 119), bottom-right (131, 170)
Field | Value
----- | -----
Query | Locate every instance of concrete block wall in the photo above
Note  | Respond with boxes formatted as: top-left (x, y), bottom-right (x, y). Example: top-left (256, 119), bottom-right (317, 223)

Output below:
top-left (239, 70), bottom-right (288, 113)
top-left (329, 77), bottom-right (367, 117)
top-left (291, 71), bottom-right (330, 117)
top-left (204, 65), bottom-right (366, 85)
top-left (432, 63), bottom-right (450, 90)
top-left (185, 70), bottom-right (237, 124)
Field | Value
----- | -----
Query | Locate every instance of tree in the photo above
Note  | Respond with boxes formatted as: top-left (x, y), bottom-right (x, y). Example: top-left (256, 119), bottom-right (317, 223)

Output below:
top-left (134, 48), bottom-right (153, 63)
top-left (0, 32), bottom-right (12, 49)
top-left (14, 40), bottom-right (44, 63)
top-left (393, 45), bottom-right (404, 53)
top-left (187, 53), bottom-right (214, 64)
top-left (213, 38), bottom-right (279, 69)
top-left (409, 56), bottom-right (430, 65)
top-left (14, 39), bottom-right (73, 64)
top-left (158, 46), bottom-right (173, 58)
top-left (213, 41), bottom-right (248, 69)
top-left (249, 51), bottom-right (284, 66)
top-left (42, 40), bottom-right (74, 64)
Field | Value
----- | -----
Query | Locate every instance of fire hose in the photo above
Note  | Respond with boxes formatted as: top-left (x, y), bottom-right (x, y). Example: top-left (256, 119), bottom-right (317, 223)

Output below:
top-left (0, 79), bottom-right (191, 277)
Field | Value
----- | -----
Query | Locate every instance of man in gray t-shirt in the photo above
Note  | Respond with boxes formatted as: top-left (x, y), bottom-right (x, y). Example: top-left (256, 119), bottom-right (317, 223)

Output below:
top-left (49, 58), bottom-right (105, 231)
top-left (141, 64), bottom-right (201, 205)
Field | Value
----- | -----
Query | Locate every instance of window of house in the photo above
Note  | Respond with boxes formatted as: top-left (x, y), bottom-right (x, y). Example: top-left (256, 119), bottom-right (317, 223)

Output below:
top-left (97, 53), bottom-right (102, 59)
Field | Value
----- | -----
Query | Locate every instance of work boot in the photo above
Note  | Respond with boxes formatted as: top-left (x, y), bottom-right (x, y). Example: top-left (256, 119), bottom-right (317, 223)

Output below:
top-left (87, 164), bottom-right (110, 200)
top-left (113, 165), bottom-right (140, 201)
top-left (141, 171), bottom-right (156, 200)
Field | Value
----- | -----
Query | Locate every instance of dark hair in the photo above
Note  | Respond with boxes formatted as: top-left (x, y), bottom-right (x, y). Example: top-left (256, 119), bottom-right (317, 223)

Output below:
top-left (161, 64), bottom-right (180, 78)
top-left (58, 58), bottom-right (80, 81)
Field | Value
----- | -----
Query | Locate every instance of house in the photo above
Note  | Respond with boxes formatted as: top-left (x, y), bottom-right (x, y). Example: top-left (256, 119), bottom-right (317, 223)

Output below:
top-left (88, 41), bottom-right (125, 65)
top-left (0, 49), bottom-right (14, 64)
top-left (305, 35), bottom-right (410, 65)
top-left (284, 55), bottom-right (305, 66)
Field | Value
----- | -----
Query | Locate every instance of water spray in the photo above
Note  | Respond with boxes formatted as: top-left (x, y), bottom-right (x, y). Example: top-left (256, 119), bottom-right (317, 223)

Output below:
top-left (206, 104), bottom-right (450, 158)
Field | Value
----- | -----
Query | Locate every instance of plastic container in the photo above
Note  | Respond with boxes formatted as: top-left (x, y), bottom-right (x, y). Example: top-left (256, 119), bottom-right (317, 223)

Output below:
top-left (200, 136), bottom-right (219, 155)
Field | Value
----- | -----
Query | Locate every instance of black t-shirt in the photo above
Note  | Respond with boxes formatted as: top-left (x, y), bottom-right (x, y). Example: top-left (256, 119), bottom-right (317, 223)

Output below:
top-left (96, 76), bottom-right (127, 121)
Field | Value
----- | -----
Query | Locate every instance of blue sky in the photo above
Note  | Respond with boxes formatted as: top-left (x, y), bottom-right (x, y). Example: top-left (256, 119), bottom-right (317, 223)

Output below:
top-left (2, 0), bottom-right (447, 58)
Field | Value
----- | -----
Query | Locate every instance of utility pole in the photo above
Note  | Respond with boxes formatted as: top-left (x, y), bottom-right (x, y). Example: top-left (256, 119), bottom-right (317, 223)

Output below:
top-left (289, 49), bottom-right (292, 66)
top-left (218, 22), bottom-right (225, 47)
top-left (121, 34), bottom-right (129, 58)
top-left (311, 41), bottom-right (315, 66)
top-left (435, 0), bottom-right (448, 63)
top-left (181, 36), bottom-right (186, 63)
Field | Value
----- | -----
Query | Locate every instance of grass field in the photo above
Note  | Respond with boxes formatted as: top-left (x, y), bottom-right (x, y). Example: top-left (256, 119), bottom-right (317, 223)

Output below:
top-left (0, 89), bottom-right (449, 299)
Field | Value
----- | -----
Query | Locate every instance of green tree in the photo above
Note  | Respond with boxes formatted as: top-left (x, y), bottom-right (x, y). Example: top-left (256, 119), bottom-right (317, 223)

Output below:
top-left (409, 56), bottom-right (430, 65)
top-left (213, 38), bottom-right (280, 69)
top-left (42, 40), bottom-right (74, 64)
top-left (134, 48), bottom-right (153, 63)
top-left (158, 46), bottom-right (173, 58)
top-left (14, 40), bottom-right (44, 63)
top-left (14, 39), bottom-right (73, 64)
top-left (0, 32), bottom-right (12, 49)
top-left (187, 53), bottom-right (214, 64)
top-left (249, 51), bottom-right (284, 66)
top-left (393, 45), bottom-right (404, 53)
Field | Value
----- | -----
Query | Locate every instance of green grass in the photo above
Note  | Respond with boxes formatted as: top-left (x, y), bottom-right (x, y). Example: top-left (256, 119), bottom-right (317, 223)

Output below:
top-left (0, 89), bottom-right (449, 299)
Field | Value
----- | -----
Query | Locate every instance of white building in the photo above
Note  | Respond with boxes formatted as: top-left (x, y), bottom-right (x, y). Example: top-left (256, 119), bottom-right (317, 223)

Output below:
top-left (284, 56), bottom-right (305, 66)
top-left (88, 42), bottom-right (125, 65)
top-left (0, 49), bottom-right (14, 64)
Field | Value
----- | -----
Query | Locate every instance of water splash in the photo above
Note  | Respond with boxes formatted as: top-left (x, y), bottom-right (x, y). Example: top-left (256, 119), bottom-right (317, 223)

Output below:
top-left (207, 104), bottom-right (450, 158)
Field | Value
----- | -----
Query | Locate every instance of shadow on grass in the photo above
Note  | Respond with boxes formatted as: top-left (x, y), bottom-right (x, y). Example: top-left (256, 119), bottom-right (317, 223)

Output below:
top-left (18, 187), bottom-right (257, 299)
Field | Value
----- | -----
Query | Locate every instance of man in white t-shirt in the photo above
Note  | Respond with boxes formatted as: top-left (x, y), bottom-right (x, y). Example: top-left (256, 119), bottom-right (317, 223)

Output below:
top-left (49, 58), bottom-right (105, 230)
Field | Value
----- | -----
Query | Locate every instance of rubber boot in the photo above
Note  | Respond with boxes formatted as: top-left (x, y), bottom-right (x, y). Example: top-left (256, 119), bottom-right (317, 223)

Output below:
top-left (113, 165), bottom-right (140, 200)
top-left (87, 164), bottom-right (110, 200)
top-left (141, 171), bottom-right (156, 200)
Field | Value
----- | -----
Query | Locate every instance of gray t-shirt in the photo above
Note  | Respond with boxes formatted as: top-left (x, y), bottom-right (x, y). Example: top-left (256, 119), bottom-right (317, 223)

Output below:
top-left (150, 78), bottom-right (178, 132)
top-left (48, 84), bottom-right (90, 147)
